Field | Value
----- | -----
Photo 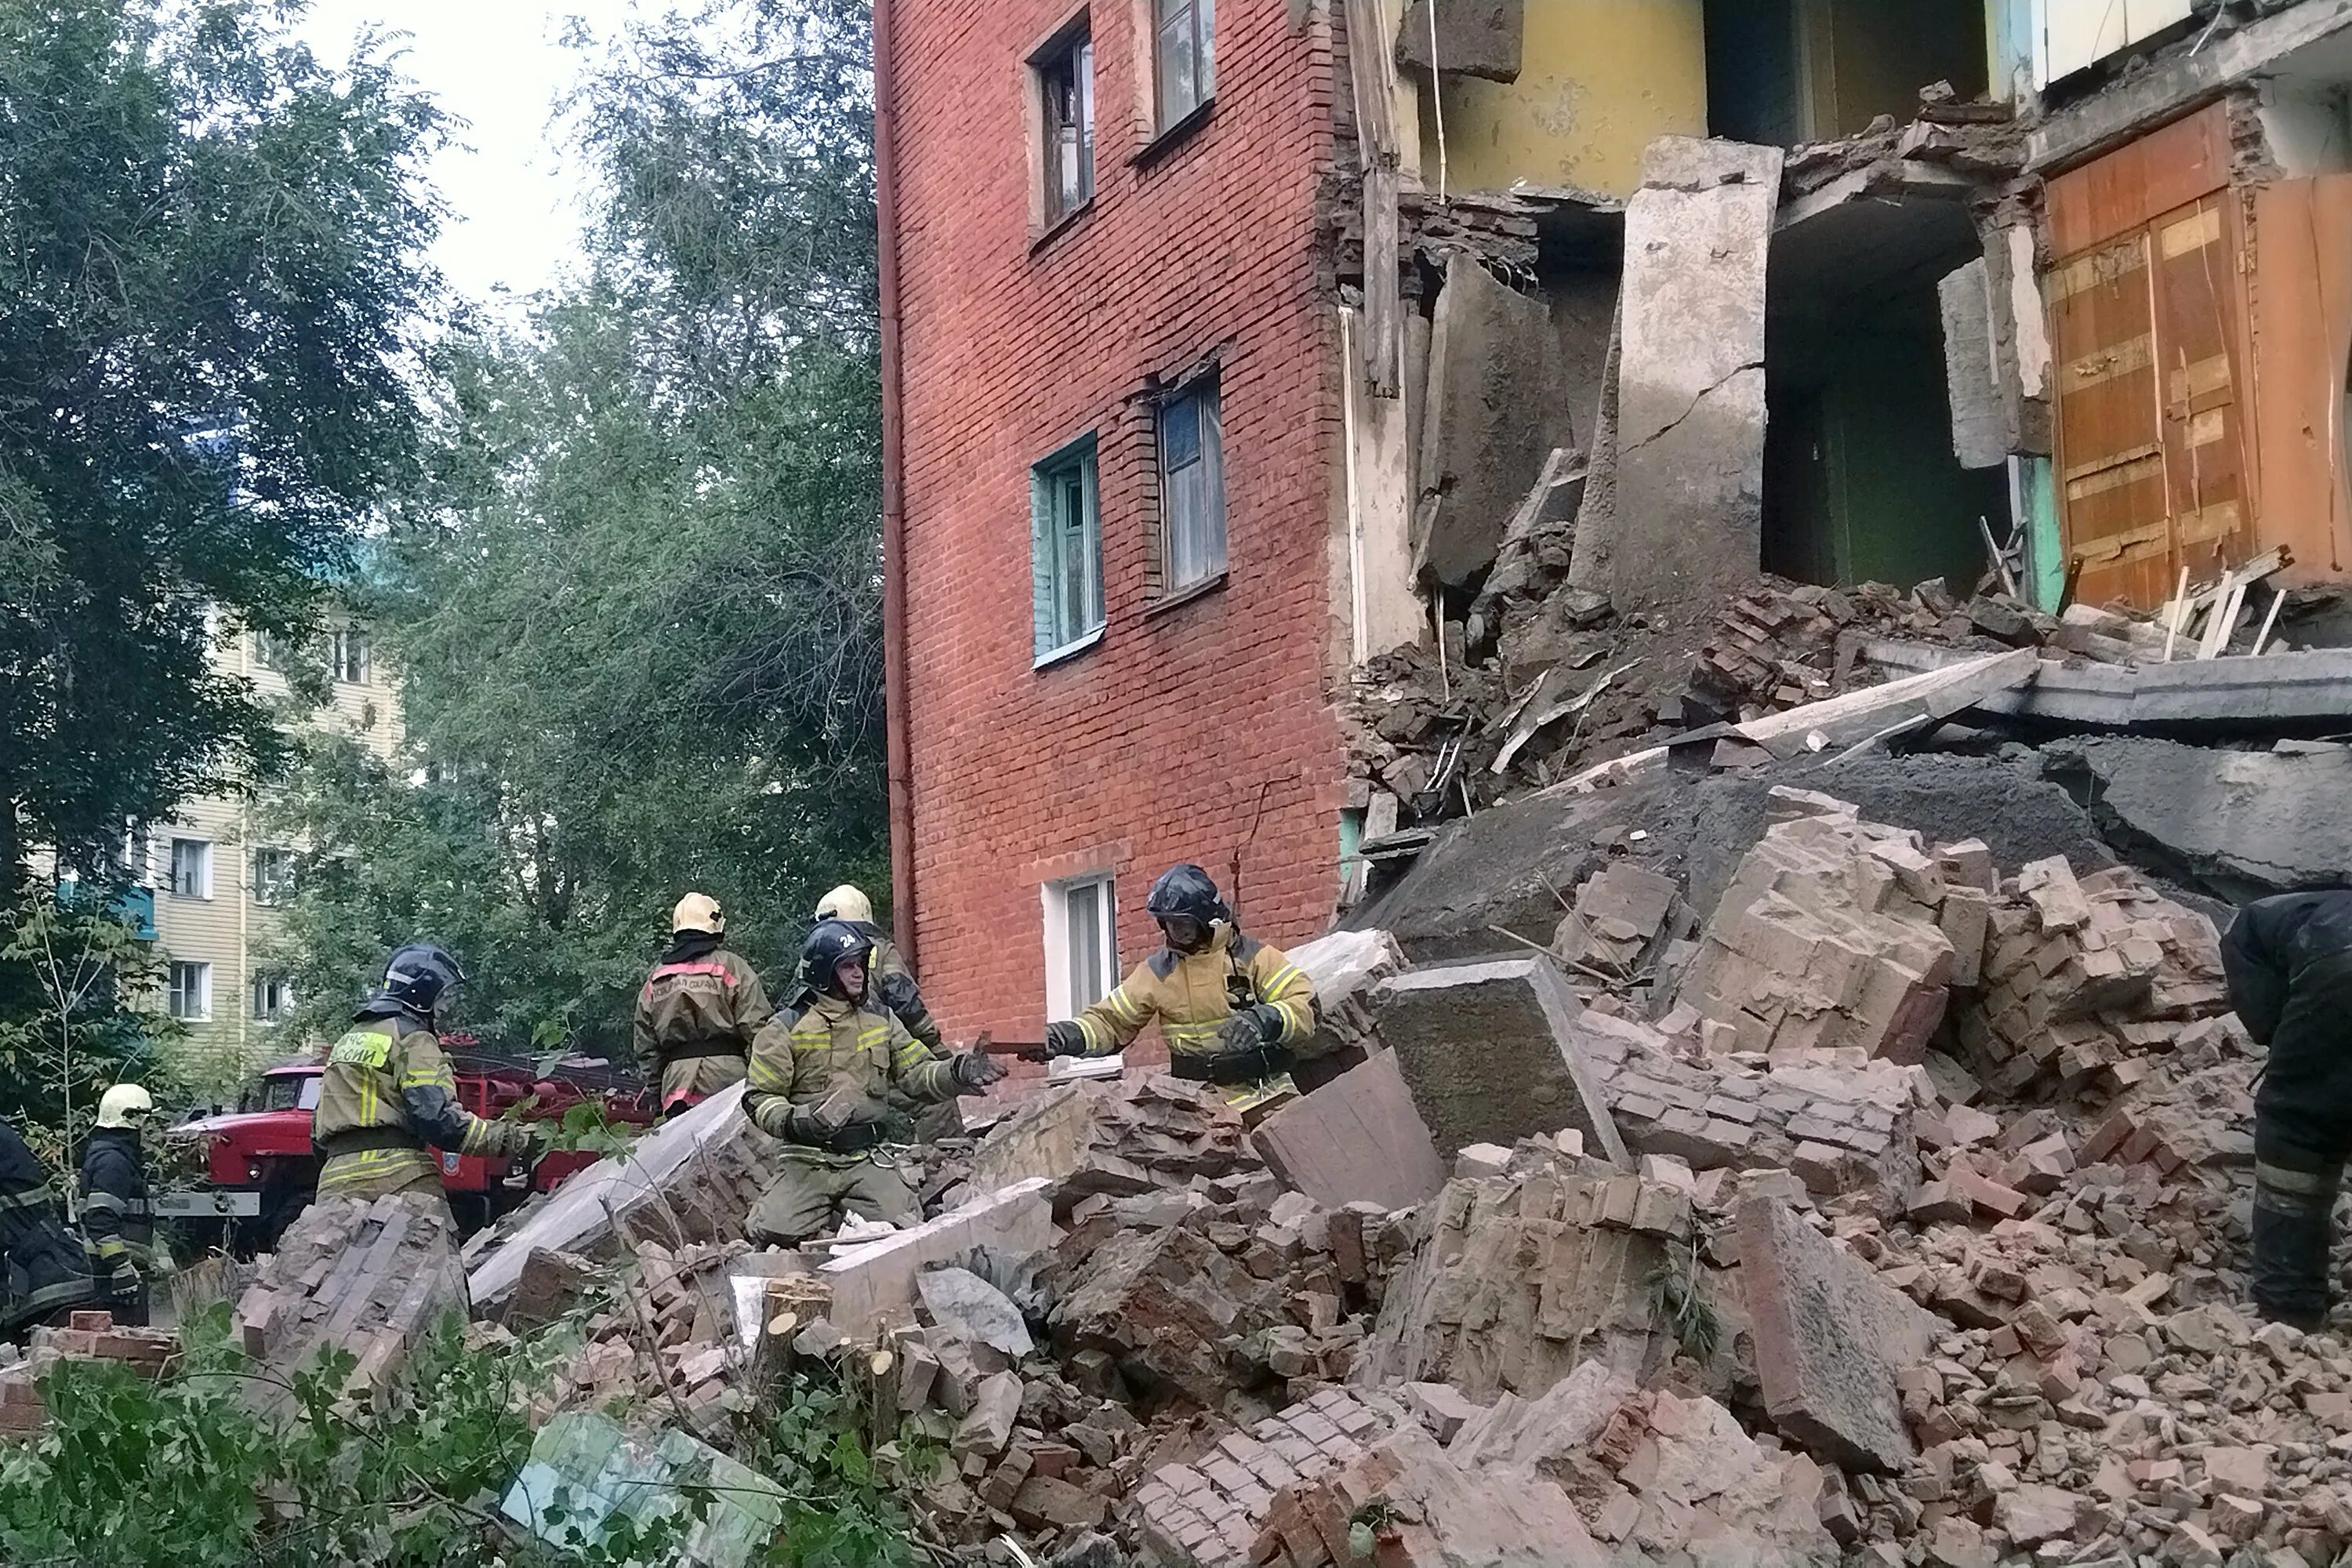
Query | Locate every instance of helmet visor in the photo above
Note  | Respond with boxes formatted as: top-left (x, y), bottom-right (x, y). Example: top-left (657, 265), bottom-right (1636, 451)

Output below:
top-left (1156, 914), bottom-right (1208, 953)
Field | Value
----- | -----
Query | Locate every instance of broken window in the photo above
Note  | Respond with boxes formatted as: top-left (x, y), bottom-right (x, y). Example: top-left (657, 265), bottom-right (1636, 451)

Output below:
top-left (1153, 0), bottom-right (1214, 132)
top-left (1157, 376), bottom-right (1225, 593)
top-left (1031, 437), bottom-right (1105, 661)
top-left (1038, 27), bottom-right (1094, 227)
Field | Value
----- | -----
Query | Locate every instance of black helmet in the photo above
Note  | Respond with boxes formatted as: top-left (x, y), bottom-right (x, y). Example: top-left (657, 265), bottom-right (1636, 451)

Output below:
top-left (801, 919), bottom-right (874, 998)
top-left (381, 942), bottom-right (464, 1016)
top-left (1146, 863), bottom-right (1228, 927)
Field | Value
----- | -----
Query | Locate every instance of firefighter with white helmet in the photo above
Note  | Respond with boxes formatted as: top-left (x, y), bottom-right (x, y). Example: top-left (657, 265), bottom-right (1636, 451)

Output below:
top-left (633, 892), bottom-right (777, 1114)
top-left (79, 1083), bottom-right (155, 1325)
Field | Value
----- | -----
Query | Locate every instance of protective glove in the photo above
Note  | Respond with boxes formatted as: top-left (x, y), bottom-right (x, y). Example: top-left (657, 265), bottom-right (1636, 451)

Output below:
top-left (953, 1051), bottom-right (1008, 1094)
top-left (1041, 1020), bottom-right (1088, 1058)
top-left (481, 1116), bottom-right (544, 1163)
top-left (1215, 1006), bottom-right (1289, 1054)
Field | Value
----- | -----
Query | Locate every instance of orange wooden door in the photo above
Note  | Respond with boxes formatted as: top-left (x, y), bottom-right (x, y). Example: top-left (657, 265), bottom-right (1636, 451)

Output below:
top-left (2051, 230), bottom-right (2170, 608)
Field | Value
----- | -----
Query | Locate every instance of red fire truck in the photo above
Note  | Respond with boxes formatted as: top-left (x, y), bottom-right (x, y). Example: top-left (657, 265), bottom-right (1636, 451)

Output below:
top-left (156, 1044), bottom-right (658, 1248)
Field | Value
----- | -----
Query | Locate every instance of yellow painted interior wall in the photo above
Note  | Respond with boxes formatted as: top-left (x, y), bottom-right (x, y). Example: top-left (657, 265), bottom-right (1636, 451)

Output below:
top-left (1412, 0), bottom-right (1708, 198)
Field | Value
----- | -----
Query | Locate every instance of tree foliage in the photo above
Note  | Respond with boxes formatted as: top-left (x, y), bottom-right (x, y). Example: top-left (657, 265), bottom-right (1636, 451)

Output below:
top-left (267, 0), bottom-right (884, 1055)
top-left (0, 0), bottom-right (445, 887)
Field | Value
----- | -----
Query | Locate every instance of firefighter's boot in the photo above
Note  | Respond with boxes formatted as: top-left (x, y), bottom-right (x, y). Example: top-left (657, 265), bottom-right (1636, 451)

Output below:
top-left (2252, 1163), bottom-right (2339, 1331)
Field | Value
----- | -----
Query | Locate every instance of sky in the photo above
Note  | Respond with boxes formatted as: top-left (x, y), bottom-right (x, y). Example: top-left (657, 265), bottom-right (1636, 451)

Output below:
top-left (293, 0), bottom-right (635, 305)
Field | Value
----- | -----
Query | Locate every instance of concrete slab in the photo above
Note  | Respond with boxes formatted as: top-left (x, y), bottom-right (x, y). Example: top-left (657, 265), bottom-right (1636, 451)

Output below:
top-left (1939, 258), bottom-right (2008, 470)
top-left (1737, 1193), bottom-right (1936, 1473)
top-left (1253, 1050), bottom-right (1447, 1210)
top-left (2049, 736), bottom-right (2352, 901)
top-left (468, 1081), bottom-right (775, 1309)
top-left (1864, 642), bottom-right (2352, 730)
top-left (1371, 954), bottom-right (1628, 1164)
top-left (1569, 136), bottom-right (1781, 615)
top-left (818, 1178), bottom-right (1053, 1336)
top-left (1416, 252), bottom-right (1571, 589)
top-left (1396, 0), bottom-right (1523, 82)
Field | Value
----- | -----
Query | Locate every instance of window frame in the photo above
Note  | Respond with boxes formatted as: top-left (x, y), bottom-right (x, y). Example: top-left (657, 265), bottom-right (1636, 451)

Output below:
top-left (330, 626), bottom-right (370, 685)
top-left (1150, 0), bottom-right (1216, 135)
top-left (252, 848), bottom-right (296, 907)
top-left (251, 971), bottom-right (294, 1023)
top-left (1154, 372), bottom-right (1227, 600)
top-left (1033, 17), bottom-right (1095, 234)
top-left (1031, 433), bottom-right (1107, 666)
top-left (167, 837), bottom-right (212, 901)
top-left (1041, 873), bottom-right (1119, 1025)
top-left (168, 960), bottom-right (212, 1022)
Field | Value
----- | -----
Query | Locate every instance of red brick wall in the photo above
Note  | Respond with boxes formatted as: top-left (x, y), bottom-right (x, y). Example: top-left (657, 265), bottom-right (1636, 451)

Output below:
top-left (887, 0), bottom-right (1349, 1047)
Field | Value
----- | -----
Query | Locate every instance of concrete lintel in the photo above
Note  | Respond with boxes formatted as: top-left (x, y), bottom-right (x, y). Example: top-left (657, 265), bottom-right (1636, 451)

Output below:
top-left (1777, 163), bottom-right (1976, 234)
top-left (2029, 0), bottom-right (2352, 175)
top-left (1863, 641), bottom-right (2352, 728)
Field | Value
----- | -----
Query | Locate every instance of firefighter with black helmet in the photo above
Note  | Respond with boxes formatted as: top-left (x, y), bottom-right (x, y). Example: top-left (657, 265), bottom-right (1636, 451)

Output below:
top-left (1038, 863), bottom-right (1317, 1084)
top-left (78, 1084), bottom-right (155, 1326)
top-left (742, 920), bottom-right (1007, 1247)
top-left (634, 892), bottom-right (775, 1115)
top-left (812, 883), bottom-right (955, 1139)
top-left (0, 1118), bottom-right (103, 1334)
top-left (311, 942), bottom-right (540, 1206)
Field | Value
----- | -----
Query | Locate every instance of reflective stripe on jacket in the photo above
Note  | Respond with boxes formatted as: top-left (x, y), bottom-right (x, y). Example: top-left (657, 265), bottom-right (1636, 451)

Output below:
top-left (1073, 925), bottom-right (1316, 1059)
top-left (744, 993), bottom-right (959, 1161)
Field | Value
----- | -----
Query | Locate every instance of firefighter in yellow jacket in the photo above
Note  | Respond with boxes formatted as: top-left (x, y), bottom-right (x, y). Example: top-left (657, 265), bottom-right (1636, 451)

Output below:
top-left (813, 883), bottom-right (956, 1139)
top-left (743, 920), bottom-right (1006, 1246)
top-left (312, 942), bottom-right (539, 1205)
top-left (634, 892), bottom-right (775, 1114)
top-left (1039, 864), bottom-right (1316, 1083)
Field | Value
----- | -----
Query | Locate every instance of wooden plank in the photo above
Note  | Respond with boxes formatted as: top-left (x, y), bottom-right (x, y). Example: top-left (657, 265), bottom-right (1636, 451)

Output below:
top-left (2047, 101), bottom-right (2230, 258)
top-left (2153, 191), bottom-right (2252, 590)
top-left (1342, 0), bottom-right (1401, 395)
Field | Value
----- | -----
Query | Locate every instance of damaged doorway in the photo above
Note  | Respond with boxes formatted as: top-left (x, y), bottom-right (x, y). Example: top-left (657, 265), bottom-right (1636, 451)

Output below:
top-left (1764, 192), bottom-right (2009, 590)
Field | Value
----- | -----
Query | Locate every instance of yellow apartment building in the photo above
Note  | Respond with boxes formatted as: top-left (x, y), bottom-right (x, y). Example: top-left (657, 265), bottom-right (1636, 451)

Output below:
top-left (146, 619), bottom-right (401, 1091)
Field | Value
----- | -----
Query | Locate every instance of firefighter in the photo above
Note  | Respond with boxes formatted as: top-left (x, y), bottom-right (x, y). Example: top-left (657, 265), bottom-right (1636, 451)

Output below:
top-left (2223, 892), bottom-right (2352, 1328)
top-left (78, 1083), bottom-right (155, 1327)
top-left (0, 1118), bottom-right (102, 1334)
top-left (812, 883), bottom-right (955, 1139)
top-left (634, 892), bottom-right (776, 1115)
top-left (1037, 864), bottom-right (1317, 1085)
top-left (312, 942), bottom-right (540, 1207)
top-left (743, 920), bottom-right (1006, 1247)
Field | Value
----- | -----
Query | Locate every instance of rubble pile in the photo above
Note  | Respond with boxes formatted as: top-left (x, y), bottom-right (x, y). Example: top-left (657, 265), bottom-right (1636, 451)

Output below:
top-left (962, 1074), bottom-right (1258, 1212)
top-left (1955, 856), bottom-right (2229, 1098)
top-left (0, 1311), bottom-right (177, 1434)
top-left (234, 1190), bottom-right (469, 1412)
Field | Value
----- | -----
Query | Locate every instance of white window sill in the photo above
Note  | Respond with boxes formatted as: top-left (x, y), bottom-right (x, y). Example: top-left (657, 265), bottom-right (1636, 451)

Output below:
top-left (1033, 626), bottom-right (1105, 670)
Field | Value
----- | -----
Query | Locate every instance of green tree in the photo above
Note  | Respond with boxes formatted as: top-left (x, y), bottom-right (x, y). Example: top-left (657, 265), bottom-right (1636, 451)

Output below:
top-left (0, 0), bottom-right (445, 887)
top-left (267, 0), bottom-right (884, 1056)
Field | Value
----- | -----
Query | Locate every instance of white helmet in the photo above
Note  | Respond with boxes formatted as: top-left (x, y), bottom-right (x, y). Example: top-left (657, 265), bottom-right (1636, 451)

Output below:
top-left (671, 891), bottom-right (724, 935)
top-left (815, 884), bottom-right (873, 924)
top-left (96, 1083), bottom-right (154, 1129)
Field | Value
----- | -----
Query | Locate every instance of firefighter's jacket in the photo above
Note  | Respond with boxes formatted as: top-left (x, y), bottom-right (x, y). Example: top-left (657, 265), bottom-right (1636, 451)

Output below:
top-left (861, 926), bottom-right (944, 1054)
top-left (1072, 924), bottom-right (1316, 1062)
top-left (77, 1127), bottom-right (151, 1279)
top-left (633, 935), bottom-right (776, 1105)
top-left (0, 1120), bottom-right (98, 1329)
top-left (744, 993), bottom-right (960, 1164)
top-left (313, 1006), bottom-right (531, 1196)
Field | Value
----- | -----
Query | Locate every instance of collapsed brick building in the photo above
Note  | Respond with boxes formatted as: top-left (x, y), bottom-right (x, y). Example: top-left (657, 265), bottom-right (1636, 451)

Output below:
top-left (878, 0), bottom-right (2352, 1039)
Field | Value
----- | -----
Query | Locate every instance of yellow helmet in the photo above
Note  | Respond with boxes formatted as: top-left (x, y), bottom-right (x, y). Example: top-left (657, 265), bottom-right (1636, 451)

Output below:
top-left (96, 1083), bottom-right (154, 1129)
top-left (671, 892), bottom-right (724, 935)
top-left (815, 884), bottom-right (873, 924)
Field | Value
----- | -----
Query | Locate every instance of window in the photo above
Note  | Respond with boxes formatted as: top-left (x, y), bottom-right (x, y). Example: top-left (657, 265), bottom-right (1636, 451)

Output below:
top-left (1031, 438), bottom-right (1105, 661)
top-left (1153, 0), bottom-right (1214, 131)
top-left (252, 848), bottom-right (296, 907)
top-left (1044, 874), bottom-right (1118, 1023)
top-left (330, 626), bottom-right (370, 684)
top-left (253, 630), bottom-right (300, 672)
top-left (252, 1072), bottom-right (321, 1113)
top-left (168, 837), bottom-right (212, 900)
top-left (1157, 376), bottom-right (1225, 593)
top-left (168, 961), bottom-right (212, 1022)
top-left (252, 972), bottom-right (294, 1022)
top-left (1038, 27), bottom-right (1094, 226)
